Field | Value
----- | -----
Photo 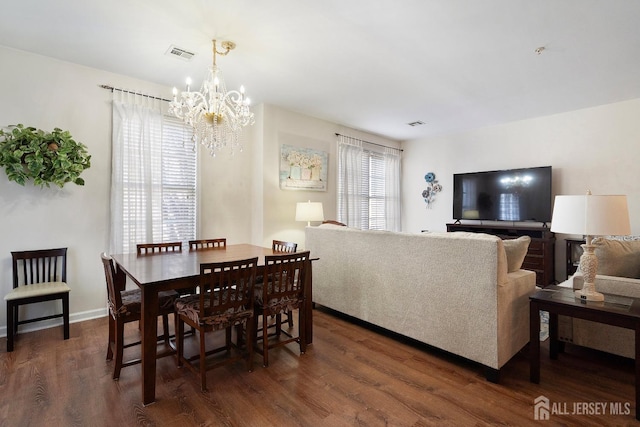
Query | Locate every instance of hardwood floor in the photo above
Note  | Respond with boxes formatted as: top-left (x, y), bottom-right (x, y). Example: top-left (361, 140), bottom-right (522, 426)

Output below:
top-left (0, 307), bottom-right (636, 426)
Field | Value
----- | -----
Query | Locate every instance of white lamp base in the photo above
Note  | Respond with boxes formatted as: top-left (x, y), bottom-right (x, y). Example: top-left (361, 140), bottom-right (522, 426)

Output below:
top-left (574, 286), bottom-right (604, 302)
top-left (574, 242), bottom-right (604, 302)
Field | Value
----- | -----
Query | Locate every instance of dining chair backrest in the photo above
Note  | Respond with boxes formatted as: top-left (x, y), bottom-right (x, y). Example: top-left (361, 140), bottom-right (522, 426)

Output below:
top-left (13, 248), bottom-right (67, 287)
top-left (272, 240), bottom-right (297, 253)
top-left (262, 251), bottom-right (310, 309)
top-left (137, 242), bottom-right (182, 255)
top-left (6, 247), bottom-right (71, 352)
top-left (100, 253), bottom-right (126, 315)
top-left (189, 238), bottom-right (227, 251)
top-left (321, 220), bottom-right (347, 227)
top-left (198, 257), bottom-right (258, 319)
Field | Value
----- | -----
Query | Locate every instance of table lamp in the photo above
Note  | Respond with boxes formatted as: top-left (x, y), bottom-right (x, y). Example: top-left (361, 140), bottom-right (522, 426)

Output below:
top-left (550, 191), bottom-right (631, 301)
top-left (295, 200), bottom-right (324, 226)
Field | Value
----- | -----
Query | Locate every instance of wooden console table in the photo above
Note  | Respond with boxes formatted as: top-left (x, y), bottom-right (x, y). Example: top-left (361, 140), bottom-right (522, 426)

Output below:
top-left (446, 223), bottom-right (555, 287)
top-left (530, 286), bottom-right (640, 421)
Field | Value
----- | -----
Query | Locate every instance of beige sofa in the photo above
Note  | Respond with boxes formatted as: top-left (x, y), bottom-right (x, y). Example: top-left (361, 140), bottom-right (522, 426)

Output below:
top-left (305, 224), bottom-right (537, 381)
top-left (558, 237), bottom-right (640, 358)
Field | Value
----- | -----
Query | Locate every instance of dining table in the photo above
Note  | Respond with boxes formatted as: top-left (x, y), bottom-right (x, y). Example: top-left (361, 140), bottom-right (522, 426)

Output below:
top-left (111, 243), bottom-right (315, 405)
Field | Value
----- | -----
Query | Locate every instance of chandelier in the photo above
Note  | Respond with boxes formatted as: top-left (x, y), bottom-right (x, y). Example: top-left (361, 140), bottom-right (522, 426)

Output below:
top-left (169, 40), bottom-right (255, 156)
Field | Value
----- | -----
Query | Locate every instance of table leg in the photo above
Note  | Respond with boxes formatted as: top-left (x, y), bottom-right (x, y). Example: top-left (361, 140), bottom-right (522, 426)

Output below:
top-left (635, 324), bottom-right (640, 421)
top-left (549, 312), bottom-right (559, 360)
top-left (530, 300), bottom-right (540, 384)
top-left (141, 286), bottom-right (159, 405)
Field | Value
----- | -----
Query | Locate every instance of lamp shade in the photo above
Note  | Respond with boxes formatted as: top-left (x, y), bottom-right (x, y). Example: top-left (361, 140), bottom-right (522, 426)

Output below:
top-left (295, 201), bottom-right (324, 225)
top-left (550, 194), bottom-right (631, 236)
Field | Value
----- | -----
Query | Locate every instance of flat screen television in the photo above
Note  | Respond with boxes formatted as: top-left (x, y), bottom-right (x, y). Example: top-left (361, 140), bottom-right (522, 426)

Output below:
top-left (453, 166), bottom-right (552, 223)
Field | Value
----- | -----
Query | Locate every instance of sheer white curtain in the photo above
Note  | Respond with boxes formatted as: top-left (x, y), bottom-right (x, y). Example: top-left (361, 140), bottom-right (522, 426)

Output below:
top-left (337, 135), bottom-right (363, 228)
top-left (384, 146), bottom-right (402, 232)
top-left (110, 92), bottom-right (164, 254)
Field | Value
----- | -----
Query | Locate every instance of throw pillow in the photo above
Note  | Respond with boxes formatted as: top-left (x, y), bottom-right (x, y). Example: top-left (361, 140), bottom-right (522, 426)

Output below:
top-left (592, 237), bottom-right (640, 278)
top-left (503, 236), bottom-right (531, 272)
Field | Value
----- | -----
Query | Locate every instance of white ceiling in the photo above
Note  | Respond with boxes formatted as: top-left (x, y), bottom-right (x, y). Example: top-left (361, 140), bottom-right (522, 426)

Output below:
top-left (2, 0), bottom-right (639, 141)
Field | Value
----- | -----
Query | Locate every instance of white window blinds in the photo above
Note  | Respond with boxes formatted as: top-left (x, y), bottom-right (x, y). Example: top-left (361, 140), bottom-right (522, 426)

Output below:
top-left (337, 134), bottom-right (401, 231)
top-left (159, 118), bottom-right (197, 243)
top-left (111, 98), bottom-right (196, 254)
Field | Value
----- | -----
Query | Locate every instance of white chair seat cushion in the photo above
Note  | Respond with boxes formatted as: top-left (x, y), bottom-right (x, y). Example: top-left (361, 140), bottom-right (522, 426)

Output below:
top-left (4, 281), bottom-right (71, 301)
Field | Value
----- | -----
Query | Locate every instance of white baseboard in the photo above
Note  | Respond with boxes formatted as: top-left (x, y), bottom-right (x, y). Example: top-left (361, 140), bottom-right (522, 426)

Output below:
top-left (0, 307), bottom-right (108, 338)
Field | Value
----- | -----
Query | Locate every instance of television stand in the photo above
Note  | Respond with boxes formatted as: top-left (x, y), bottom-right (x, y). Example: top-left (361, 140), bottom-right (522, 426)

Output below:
top-left (446, 223), bottom-right (555, 287)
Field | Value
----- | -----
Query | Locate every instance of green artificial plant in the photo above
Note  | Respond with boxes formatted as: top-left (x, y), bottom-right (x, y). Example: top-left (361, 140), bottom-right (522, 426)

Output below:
top-left (0, 124), bottom-right (91, 187)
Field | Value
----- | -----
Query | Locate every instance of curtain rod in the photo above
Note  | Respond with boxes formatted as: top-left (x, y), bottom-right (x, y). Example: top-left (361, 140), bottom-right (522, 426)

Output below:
top-left (335, 132), bottom-right (403, 152)
top-left (99, 84), bottom-right (171, 102)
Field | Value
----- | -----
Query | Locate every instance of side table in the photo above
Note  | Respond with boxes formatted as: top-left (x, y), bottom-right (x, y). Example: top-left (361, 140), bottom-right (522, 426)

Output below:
top-left (530, 285), bottom-right (640, 421)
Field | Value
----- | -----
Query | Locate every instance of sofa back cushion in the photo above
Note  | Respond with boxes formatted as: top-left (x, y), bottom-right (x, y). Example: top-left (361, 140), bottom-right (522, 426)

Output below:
top-left (592, 237), bottom-right (640, 278)
top-left (503, 236), bottom-right (531, 273)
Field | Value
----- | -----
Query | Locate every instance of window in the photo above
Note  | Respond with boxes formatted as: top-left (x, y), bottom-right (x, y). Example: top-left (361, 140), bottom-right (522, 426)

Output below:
top-left (337, 135), bottom-right (401, 231)
top-left (111, 99), bottom-right (196, 254)
top-left (158, 118), bottom-right (197, 243)
top-left (360, 149), bottom-right (386, 230)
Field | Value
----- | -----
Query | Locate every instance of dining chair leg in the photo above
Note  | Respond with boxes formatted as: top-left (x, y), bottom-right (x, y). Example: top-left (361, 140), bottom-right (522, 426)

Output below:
top-left (299, 307), bottom-right (307, 354)
top-left (275, 314), bottom-right (282, 336)
top-left (162, 314), bottom-right (171, 346)
top-left (106, 315), bottom-right (115, 361)
top-left (287, 310), bottom-right (294, 328)
top-left (6, 301), bottom-right (15, 352)
top-left (245, 321), bottom-right (254, 373)
top-left (113, 320), bottom-right (125, 380)
top-left (225, 327), bottom-right (232, 353)
top-left (62, 293), bottom-right (70, 340)
top-left (252, 314), bottom-right (259, 354)
top-left (262, 313), bottom-right (269, 367)
top-left (236, 324), bottom-right (244, 349)
top-left (176, 317), bottom-right (182, 368)
top-left (13, 303), bottom-right (19, 335)
top-left (199, 329), bottom-right (207, 391)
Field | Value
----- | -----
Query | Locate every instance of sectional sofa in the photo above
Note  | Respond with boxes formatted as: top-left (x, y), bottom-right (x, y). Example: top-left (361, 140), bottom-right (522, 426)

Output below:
top-left (305, 224), bottom-right (536, 381)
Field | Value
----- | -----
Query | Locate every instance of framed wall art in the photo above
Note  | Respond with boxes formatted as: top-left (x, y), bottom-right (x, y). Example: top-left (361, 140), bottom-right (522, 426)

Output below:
top-left (280, 144), bottom-right (328, 191)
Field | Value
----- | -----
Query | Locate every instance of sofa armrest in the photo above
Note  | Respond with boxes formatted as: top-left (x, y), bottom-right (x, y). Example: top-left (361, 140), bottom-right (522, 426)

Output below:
top-left (573, 272), bottom-right (640, 298)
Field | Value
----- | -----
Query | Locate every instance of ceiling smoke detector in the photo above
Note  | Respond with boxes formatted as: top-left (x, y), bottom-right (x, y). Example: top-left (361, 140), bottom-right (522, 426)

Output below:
top-left (407, 121), bottom-right (425, 127)
top-left (166, 45), bottom-right (195, 61)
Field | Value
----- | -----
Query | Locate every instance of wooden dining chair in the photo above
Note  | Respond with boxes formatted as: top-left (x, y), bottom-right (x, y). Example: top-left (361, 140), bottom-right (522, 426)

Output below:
top-left (321, 220), bottom-right (347, 226)
top-left (175, 257), bottom-right (257, 391)
top-left (271, 240), bottom-right (297, 328)
top-left (188, 238), bottom-right (227, 250)
top-left (253, 251), bottom-right (310, 367)
top-left (136, 242), bottom-right (182, 255)
top-left (272, 240), bottom-right (297, 253)
top-left (101, 253), bottom-right (178, 380)
top-left (4, 248), bottom-right (71, 352)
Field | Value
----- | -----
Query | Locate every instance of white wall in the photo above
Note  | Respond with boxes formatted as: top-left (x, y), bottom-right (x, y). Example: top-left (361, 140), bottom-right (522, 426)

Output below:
top-left (401, 98), bottom-right (640, 280)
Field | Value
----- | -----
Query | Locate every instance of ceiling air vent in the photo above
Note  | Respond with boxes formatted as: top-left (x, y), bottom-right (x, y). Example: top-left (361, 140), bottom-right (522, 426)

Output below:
top-left (407, 120), bottom-right (425, 127)
top-left (166, 45), bottom-right (195, 61)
